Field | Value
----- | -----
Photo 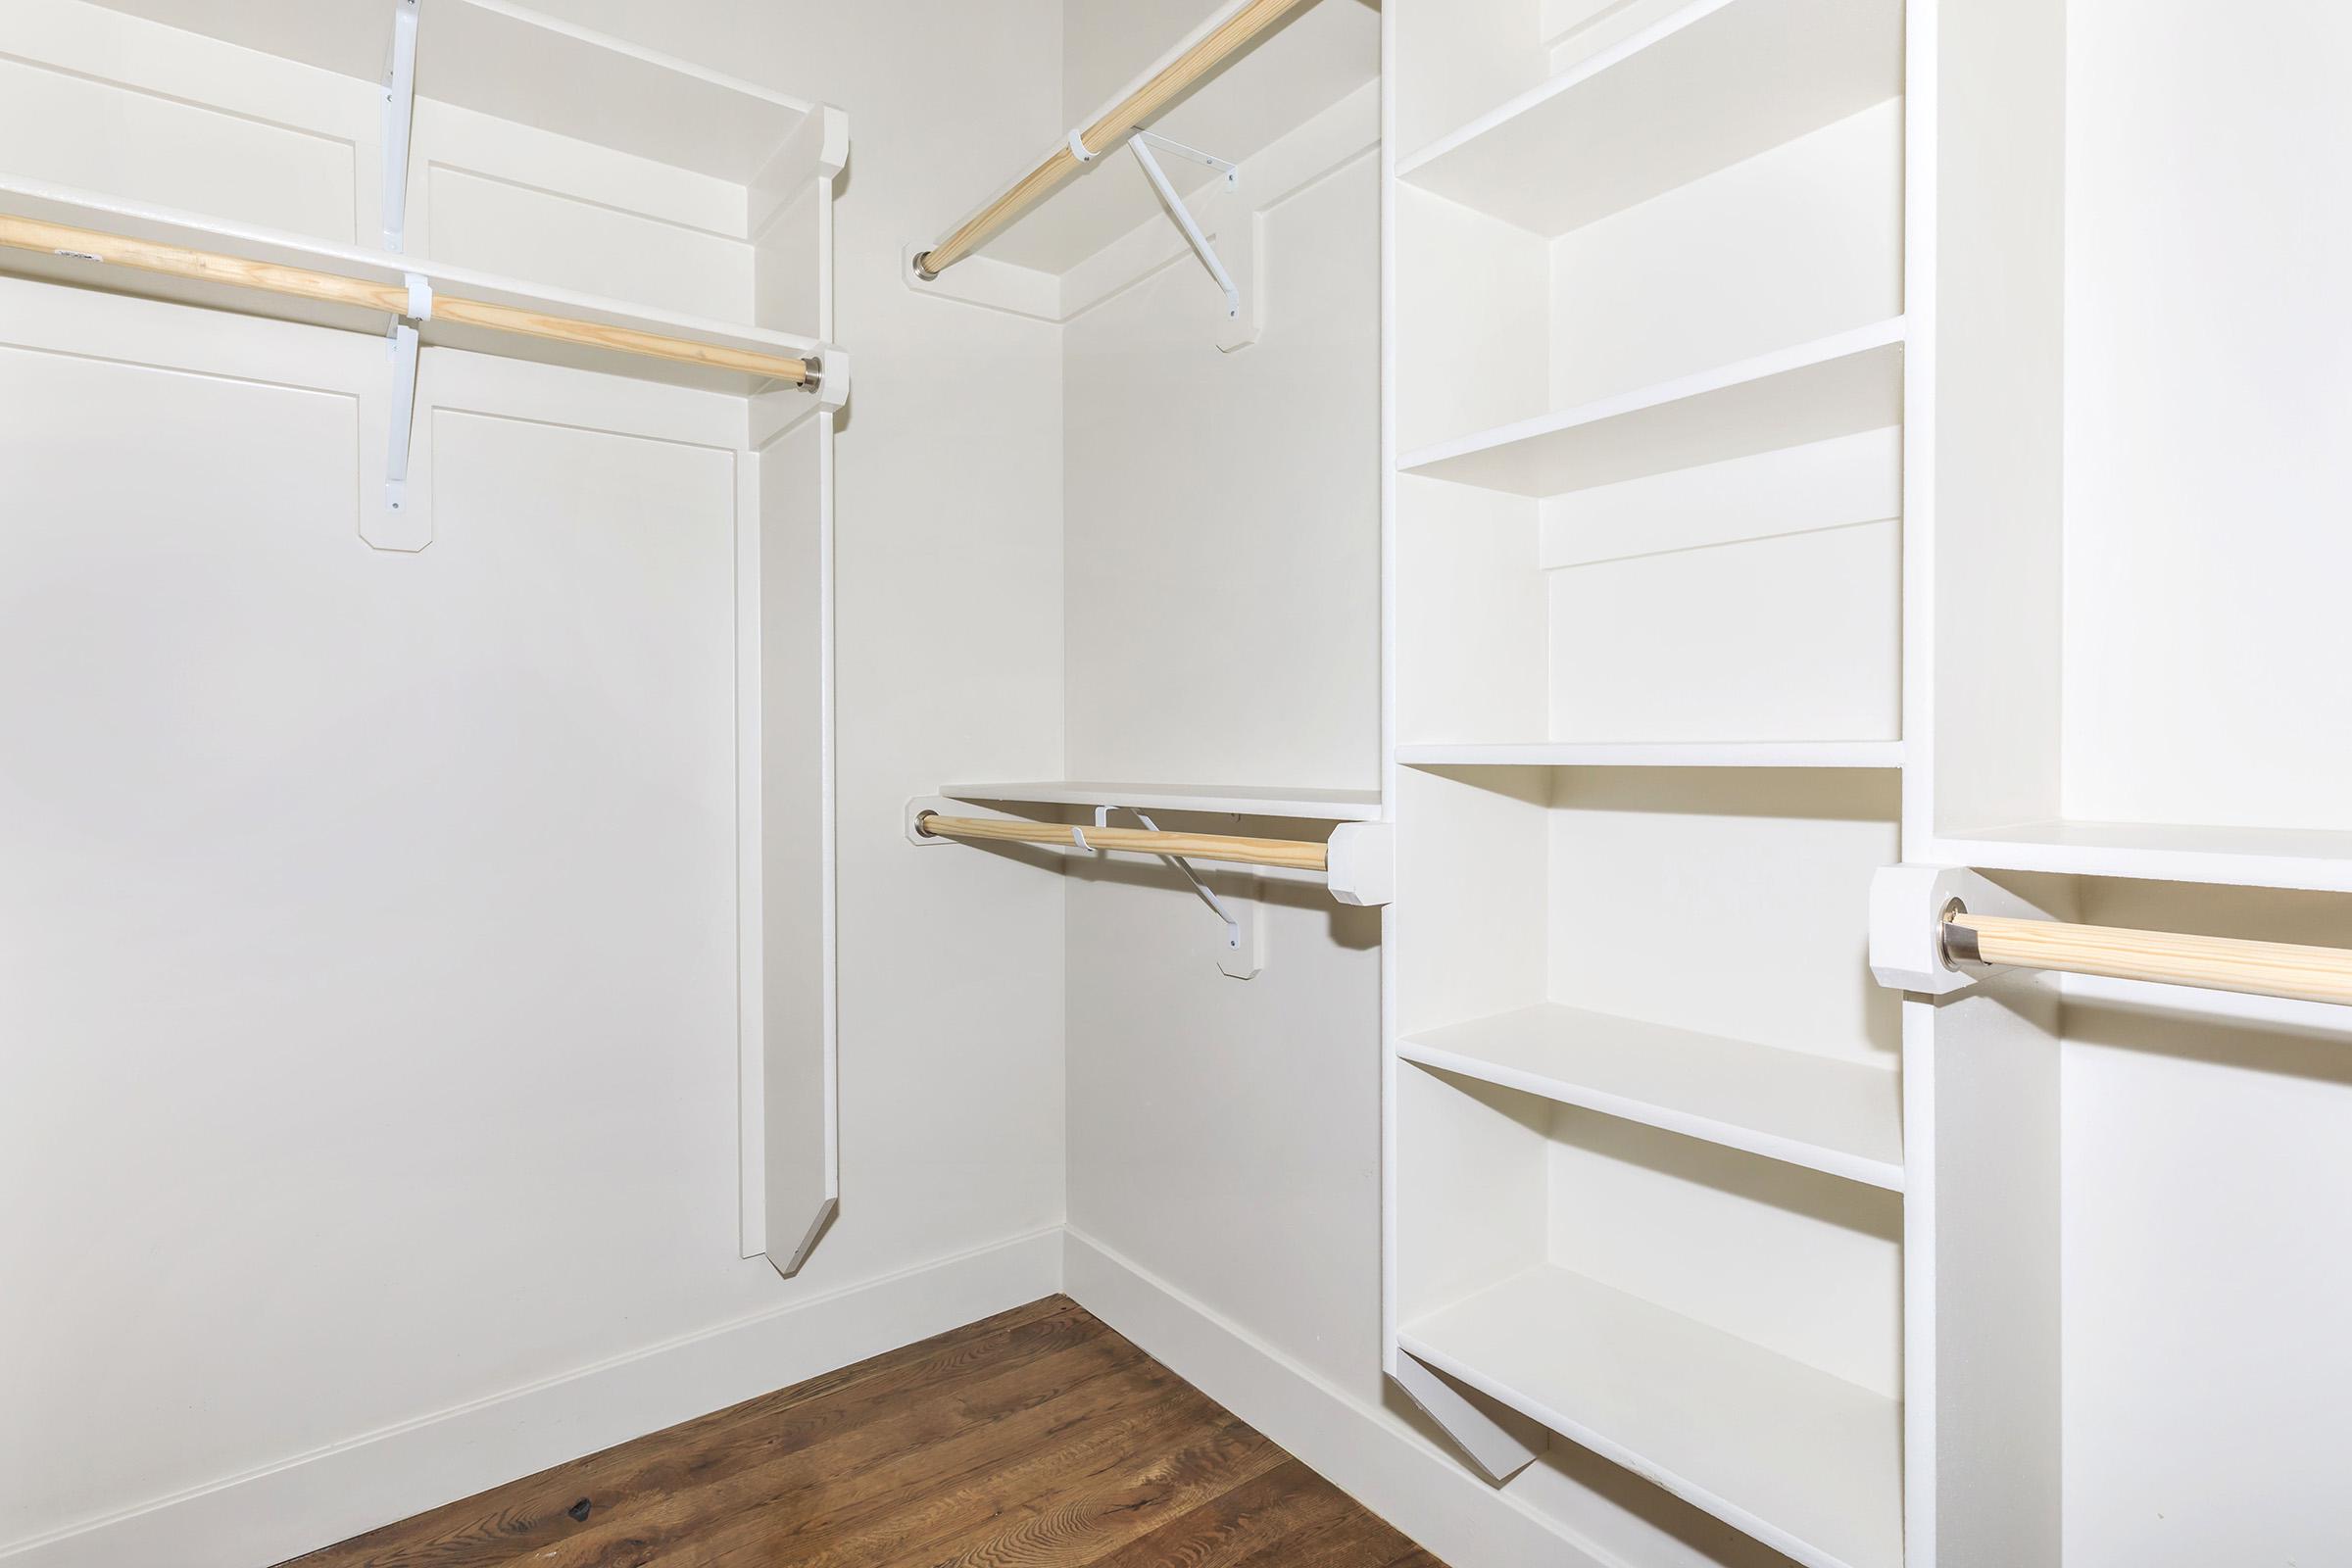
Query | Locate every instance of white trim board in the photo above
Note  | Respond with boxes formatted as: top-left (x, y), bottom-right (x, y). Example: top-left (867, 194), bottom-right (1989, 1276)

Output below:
top-left (0, 1228), bottom-right (1062, 1568)
top-left (1061, 1229), bottom-right (1628, 1568)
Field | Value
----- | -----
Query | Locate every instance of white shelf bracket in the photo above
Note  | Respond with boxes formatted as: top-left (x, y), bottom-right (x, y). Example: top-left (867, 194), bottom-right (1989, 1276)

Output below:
top-left (368, 272), bottom-right (431, 552)
top-left (381, 0), bottom-right (420, 252)
top-left (1128, 133), bottom-right (1241, 329)
top-left (1097, 806), bottom-right (1263, 979)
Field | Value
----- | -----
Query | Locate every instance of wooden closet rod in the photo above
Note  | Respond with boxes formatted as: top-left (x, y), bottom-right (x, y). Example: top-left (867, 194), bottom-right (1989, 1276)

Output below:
top-left (916, 812), bottom-right (1328, 872)
top-left (0, 215), bottom-right (812, 384)
top-left (1943, 910), bottom-right (2352, 1006)
top-left (912, 0), bottom-right (1311, 279)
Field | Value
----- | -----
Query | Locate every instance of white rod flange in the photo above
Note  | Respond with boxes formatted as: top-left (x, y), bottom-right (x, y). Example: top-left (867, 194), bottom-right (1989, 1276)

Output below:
top-left (1068, 127), bottom-right (1099, 163)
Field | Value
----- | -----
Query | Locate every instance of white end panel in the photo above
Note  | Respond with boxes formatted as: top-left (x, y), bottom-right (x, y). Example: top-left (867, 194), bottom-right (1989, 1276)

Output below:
top-left (752, 409), bottom-right (837, 1277)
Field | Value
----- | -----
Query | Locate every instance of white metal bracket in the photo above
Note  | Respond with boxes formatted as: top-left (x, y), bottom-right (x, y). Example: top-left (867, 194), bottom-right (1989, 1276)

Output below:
top-left (367, 272), bottom-right (432, 551)
top-left (1097, 806), bottom-right (1263, 979)
top-left (1128, 132), bottom-right (1241, 326)
top-left (381, 0), bottom-right (419, 252)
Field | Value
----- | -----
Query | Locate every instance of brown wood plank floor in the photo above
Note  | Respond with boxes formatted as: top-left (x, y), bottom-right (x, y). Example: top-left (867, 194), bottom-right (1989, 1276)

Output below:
top-left (284, 1295), bottom-right (1443, 1568)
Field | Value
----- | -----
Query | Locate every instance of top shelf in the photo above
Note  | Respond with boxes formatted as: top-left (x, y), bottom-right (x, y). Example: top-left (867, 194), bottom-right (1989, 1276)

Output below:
top-left (83, 0), bottom-right (819, 182)
top-left (941, 781), bottom-right (1384, 821)
top-left (1396, 0), bottom-right (1904, 237)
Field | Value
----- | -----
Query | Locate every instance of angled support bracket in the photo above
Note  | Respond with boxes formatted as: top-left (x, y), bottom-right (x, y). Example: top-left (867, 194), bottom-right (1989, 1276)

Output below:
top-left (1128, 132), bottom-right (1241, 326)
top-left (366, 272), bottom-right (432, 552)
top-left (1095, 806), bottom-right (1262, 979)
top-left (381, 0), bottom-right (420, 252)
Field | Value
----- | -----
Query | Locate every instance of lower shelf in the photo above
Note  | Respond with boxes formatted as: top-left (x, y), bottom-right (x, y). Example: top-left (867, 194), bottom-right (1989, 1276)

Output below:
top-left (1400, 1267), bottom-right (1902, 1568)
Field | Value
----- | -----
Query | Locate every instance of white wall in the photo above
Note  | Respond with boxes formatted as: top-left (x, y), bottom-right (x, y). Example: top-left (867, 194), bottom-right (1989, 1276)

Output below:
top-left (0, 2), bottom-right (1069, 1558)
top-left (2059, 8), bottom-right (2352, 1564)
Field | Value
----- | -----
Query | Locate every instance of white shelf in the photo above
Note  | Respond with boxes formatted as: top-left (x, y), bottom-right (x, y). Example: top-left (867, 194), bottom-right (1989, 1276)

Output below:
top-left (1398, 318), bottom-right (1904, 497)
top-left (86, 0), bottom-right (818, 180)
top-left (1934, 819), bottom-right (2352, 896)
top-left (1400, 1266), bottom-right (1902, 1568)
top-left (941, 781), bottom-right (1383, 821)
top-left (1396, 0), bottom-right (1904, 237)
top-left (0, 176), bottom-right (831, 396)
top-left (1400, 1004), bottom-right (1901, 1189)
top-left (1398, 741), bottom-right (1902, 770)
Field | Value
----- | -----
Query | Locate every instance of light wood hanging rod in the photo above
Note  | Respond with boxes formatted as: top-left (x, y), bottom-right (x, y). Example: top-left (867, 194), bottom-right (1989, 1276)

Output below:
top-left (1942, 908), bottom-right (2352, 1006)
top-left (0, 214), bottom-right (813, 385)
top-left (915, 811), bottom-right (1328, 873)
top-left (912, 0), bottom-right (1312, 279)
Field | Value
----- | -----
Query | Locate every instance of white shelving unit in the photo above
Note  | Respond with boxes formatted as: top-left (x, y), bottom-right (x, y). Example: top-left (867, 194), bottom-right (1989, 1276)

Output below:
top-left (1385, 0), bottom-right (1918, 1560)
top-left (1393, 0), bottom-right (2352, 1561)
top-left (0, 0), bottom-right (850, 1281)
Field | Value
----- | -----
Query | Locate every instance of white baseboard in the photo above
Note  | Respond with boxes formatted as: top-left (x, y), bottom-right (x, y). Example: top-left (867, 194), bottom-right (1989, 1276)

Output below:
top-left (1061, 1227), bottom-right (1617, 1568)
top-left (3, 1226), bottom-right (1063, 1568)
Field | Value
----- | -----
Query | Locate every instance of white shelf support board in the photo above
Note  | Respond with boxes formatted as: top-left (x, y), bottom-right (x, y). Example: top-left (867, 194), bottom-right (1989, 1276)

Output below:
top-left (1400, 1004), bottom-right (1903, 1190)
top-left (1397, 741), bottom-right (1904, 769)
top-left (1395, 0), bottom-right (1904, 236)
top-left (1400, 1266), bottom-right (1903, 1568)
top-left (941, 781), bottom-right (1383, 820)
top-left (1399, 318), bottom-right (1906, 498)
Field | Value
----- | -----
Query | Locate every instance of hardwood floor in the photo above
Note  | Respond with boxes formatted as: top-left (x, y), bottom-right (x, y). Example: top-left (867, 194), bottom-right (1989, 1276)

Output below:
top-left (285, 1296), bottom-right (1443, 1568)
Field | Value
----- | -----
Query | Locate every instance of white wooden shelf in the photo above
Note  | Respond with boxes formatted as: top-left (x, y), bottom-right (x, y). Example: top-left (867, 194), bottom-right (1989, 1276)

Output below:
top-left (87, 0), bottom-right (819, 180)
top-left (0, 176), bottom-right (834, 396)
top-left (941, 781), bottom-right (1383, 821)
top-left (1400, 1004), bottom-right (1901, 1189)
top-left (1400, 1266), bottom-right (1902, 1568)
top-left (1935, 820), bottom-right (2352, 897)
top-left (1396, 0), bottom-right (1903, 237)
top-left (1398, 318), bottom-right (1903, 497)
top-left (1398, 742), bottom-right (1902, 769)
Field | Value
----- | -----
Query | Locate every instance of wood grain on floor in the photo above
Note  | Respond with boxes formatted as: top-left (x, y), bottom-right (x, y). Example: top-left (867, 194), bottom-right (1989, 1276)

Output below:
top-left (283, 1295), bottom-right (1444, 1568)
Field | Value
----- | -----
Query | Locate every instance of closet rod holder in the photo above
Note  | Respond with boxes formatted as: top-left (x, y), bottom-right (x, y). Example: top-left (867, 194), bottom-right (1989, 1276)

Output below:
top-left (0, 215), bottom-right (819, 387)
top-left (1940, 907), bottom-right (2352, 1007)
top-left (911, 0), bottom-right (1311, 279)
top-left (1870, 864), bottom-right (2352, 1006)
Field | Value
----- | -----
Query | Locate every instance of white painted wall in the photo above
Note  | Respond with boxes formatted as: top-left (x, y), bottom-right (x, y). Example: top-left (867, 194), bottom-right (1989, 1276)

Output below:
top-left (0, 2), bottom-right (1068, 1558)
top-left (2058, 6), bottom-right (2352, 1563)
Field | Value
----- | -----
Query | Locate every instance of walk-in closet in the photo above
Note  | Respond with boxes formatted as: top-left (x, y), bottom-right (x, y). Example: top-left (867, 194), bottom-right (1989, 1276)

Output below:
top-left (4, 3), bottom-right (2347, 1567)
